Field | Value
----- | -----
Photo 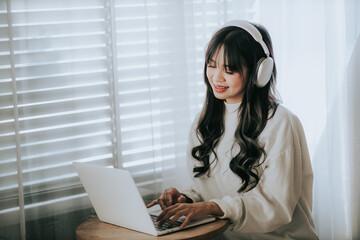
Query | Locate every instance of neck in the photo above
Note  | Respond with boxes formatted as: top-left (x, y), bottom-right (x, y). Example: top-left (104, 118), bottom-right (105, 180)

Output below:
top-left (224, 101), bottom-right (241, 113)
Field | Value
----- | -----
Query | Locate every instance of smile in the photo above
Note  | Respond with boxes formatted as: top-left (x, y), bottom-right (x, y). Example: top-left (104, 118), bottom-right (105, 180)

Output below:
top-left (214, 84), bottom-right (229, 93)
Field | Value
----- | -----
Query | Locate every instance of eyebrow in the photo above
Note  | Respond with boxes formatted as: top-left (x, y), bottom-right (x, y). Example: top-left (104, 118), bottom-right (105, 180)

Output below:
top-left (207, 60), bottom-right (233, 69)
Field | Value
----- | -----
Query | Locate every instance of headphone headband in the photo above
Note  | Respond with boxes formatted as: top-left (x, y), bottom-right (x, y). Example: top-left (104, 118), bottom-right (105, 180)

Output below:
top-left (223, 20), bottom-right (270, 57)
top-left (221, 20), bottom-right (274, 88)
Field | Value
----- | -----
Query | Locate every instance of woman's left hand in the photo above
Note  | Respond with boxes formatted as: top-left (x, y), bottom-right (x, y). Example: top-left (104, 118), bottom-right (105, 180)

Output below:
top-left (156, 201), bottom-right (224, 229)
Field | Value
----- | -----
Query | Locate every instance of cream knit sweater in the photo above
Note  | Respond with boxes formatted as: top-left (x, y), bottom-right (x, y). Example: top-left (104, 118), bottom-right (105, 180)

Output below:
top-left (182, 102), bottom-right (318, 240)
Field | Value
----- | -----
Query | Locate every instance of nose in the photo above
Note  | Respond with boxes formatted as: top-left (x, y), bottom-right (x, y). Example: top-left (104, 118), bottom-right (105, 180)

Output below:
top-left (212, 69), bottom-right (225, 82)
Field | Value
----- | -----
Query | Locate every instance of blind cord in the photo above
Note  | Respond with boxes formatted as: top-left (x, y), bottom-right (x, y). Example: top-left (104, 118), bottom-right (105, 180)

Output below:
top-left (107, 0), bottom-right (123, 169)
top-left (144, 0), bottom-right (161, 197)
top-left (6, 0), bottom-right (26, 239)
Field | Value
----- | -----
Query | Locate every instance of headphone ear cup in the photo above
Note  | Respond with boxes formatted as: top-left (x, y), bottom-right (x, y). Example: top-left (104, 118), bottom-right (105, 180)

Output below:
top-left (255, 57), bottom-right (274, 87)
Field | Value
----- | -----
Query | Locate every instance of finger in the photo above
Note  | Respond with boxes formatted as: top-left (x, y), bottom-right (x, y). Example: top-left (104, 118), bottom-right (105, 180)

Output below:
top-left (158, 198), bottom-right (166, 210)
top-left (156, 203), bottom-right (181, 221)
top-left (146, 199), bottom-right (158, 208)
top-left (156, 210), bottom-right (165, 221)
top-left (156, 206), bottom-right (170, 221)
top-left (180, 213), bottom-right (193, 229)
top-left (163, 203), bottom-right (178, 211)
top-left (177, 195), bottom-right (186, 203)
top-left (164, 191), bottom-right (173, 206)
top-left (158, 210), bottom-right (173, 223)
top-left (159, 208), bottom-right (178, 225)
top-left (168, 210), bottom-right (186, 227)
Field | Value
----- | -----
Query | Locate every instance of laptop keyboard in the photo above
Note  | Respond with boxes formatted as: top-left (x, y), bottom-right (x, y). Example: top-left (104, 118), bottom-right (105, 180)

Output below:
top-left (150, 214), bottom-right (182, 231)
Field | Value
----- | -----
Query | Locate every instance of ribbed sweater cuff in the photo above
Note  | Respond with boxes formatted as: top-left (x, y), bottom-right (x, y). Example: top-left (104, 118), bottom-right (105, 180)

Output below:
top-left (209, 196), bottom-right (238, 220)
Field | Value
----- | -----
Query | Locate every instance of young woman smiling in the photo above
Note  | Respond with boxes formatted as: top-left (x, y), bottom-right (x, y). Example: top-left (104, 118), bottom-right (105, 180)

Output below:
top-left (148, 20), bottom-right (318, 240)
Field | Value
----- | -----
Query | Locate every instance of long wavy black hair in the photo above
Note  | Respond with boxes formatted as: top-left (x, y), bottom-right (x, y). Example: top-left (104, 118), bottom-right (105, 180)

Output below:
top-left (192, 23), bottom-right (279, 193)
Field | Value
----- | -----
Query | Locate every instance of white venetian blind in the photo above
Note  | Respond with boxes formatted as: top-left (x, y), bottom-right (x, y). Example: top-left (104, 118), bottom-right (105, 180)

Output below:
top-left (113, 0), bottom-right (258, 191)
top-left (0, 0), bottom-right (117, 225)
top-left (0, 0), bottom-right (21, 226)
top-left (0, 0), bottom-right (257, 236)
top-left (114, 0), bottom-right (195, 195)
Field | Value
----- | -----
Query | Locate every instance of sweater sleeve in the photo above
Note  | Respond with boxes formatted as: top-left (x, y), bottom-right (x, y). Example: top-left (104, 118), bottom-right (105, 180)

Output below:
top-left (210, 114), bottom-right (309, 233)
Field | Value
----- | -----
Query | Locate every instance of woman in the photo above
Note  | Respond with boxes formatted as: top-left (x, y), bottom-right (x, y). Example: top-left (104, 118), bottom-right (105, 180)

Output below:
top-left (147, 20), bottom-right (318, 239)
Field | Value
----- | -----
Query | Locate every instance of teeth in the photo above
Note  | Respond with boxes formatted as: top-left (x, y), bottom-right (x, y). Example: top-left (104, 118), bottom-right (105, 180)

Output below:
top-left (215, 85), bottom-right (229, 89)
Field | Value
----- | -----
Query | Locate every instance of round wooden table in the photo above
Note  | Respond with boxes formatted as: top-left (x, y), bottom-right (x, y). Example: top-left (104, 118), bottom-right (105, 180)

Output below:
top-left (76, 217), bottom-right (229, 240)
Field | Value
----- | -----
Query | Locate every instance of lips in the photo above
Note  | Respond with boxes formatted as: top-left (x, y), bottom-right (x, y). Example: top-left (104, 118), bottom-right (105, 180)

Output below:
top-left (214, 84), bottom-right (229, 93)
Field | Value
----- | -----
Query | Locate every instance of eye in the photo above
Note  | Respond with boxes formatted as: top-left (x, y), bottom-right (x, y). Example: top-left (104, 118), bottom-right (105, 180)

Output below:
top-left (225, 67), bottom-right (235, 75)
top-left (207, 60), bottom-right (216, 68)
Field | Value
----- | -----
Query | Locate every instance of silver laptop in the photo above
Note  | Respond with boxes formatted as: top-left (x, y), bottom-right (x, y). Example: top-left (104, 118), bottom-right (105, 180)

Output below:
top-left (73, 162), bottom-right (216, 236)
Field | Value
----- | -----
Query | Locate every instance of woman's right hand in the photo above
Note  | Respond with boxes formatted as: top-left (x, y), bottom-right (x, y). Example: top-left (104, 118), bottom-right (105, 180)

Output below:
top-left (146, 187), bottom-right (190, 209)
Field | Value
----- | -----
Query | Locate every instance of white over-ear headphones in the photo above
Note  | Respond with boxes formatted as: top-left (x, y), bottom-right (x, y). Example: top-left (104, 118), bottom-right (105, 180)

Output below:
top-left (222, 20), bottom-right (274, 88)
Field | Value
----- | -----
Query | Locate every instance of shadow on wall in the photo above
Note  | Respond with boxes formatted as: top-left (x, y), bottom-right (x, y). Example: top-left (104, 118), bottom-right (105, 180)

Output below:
top-left (311, 80), bottom-right (348, 239)
top-left (347, 33), bottom-right (360, 239)
top-left (0, 207), bottom-right (96, 240)
top-left (312, 34), bottom-right (360, 239)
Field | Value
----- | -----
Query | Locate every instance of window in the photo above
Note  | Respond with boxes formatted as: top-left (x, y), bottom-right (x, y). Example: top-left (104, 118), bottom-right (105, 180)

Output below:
top-left (0, 0), bottom-right (257, 239)
top-left (0, 0), bottom-right (118, 229)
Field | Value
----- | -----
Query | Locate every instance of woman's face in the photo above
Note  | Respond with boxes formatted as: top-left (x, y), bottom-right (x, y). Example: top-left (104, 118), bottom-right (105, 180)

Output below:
top-left (206, 46), bottom-right (247, 104)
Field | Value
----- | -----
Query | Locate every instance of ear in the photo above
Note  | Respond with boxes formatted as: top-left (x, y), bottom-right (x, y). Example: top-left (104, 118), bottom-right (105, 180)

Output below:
top-left (255, 57), bottom-right (274, 87)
